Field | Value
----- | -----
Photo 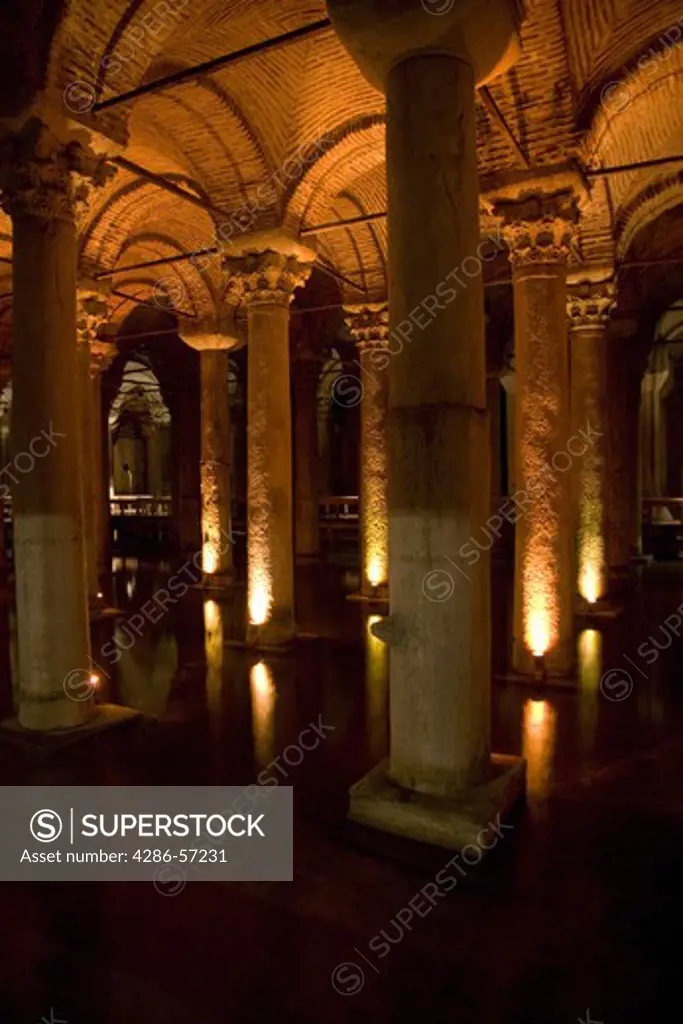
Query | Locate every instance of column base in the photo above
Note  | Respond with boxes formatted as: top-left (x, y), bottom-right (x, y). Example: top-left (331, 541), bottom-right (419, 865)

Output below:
top-left (194, 571), bottom-right (238, 592)
top-left (511, 638), bottom-right (575, 680)
top-left (349, 754), bottom-right (525, 852)
top-left (89, 599), bottom-right (123, 622)
top-left (574, 595), bottom-right (623, 619)
top-left (295, 553), bottom-right (321, 566)
top-left (347, 584), bottom-right (389, 604)
top-left (245, 618), bottom-right (296, 651)
top-left (0, 703), bottom-right (141, 749)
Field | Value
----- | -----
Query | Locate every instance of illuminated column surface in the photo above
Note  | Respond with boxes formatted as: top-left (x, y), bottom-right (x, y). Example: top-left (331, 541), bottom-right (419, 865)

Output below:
top-left (179, 314), bottom-right (243, 588)
top-left (226, 251), bottom-right (313, 646)
top-left (344, 303), bottom-right (389, 598)
top-left (76, 286), bottom-right (110, 608)
top-left (496, 191), bottom-right (577, 677)
top-left (567, 275), bottom-right (615, 608)
top-left (328, 0), bottom-right (526, 849)
top-left (0, 119), bottom-right (113, 730)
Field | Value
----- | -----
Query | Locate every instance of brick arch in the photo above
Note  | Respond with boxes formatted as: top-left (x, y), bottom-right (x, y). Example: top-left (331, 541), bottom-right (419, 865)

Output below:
top-left (616, 174), bottom-right (683, 261)
top-left (582, 44), bottom-right (683, 259)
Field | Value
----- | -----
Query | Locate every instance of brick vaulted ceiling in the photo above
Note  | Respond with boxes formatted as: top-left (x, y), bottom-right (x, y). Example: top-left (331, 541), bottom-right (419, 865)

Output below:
top-left (0, 0), bottom-right (683, 334)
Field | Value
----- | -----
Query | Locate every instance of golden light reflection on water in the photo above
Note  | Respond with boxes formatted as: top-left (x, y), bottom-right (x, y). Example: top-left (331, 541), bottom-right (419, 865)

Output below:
top-left (203, 599), bottom-right (223, 724)
top-left (250, 660), bottom-right (276, 766)
top-left (522, 698), bottom-right (556, 807)
top-left (578, 627), bottom-right (601, 749)
top-left (365, 613), bottom-right (388, 761)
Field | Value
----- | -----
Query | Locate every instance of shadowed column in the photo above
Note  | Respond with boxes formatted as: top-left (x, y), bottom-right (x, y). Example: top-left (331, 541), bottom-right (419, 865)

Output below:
top-left (0, 119), bottom-right (113, 730)
top-left (327, 0), bottom-right (526, 849)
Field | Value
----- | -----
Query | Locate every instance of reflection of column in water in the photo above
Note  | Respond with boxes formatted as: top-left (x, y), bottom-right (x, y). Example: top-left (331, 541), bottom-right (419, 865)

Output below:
top-left (204, 599), bottom-right (224, 758)
top-left (578, 628), bottom-right (601, 753)
top-left (522, 698), bottom-right (556, 807)
top-left (250, 660), bottom-right (276, 767)
top-left (116, 628), bottom-right (177, 716)
top-left (365, 614), bottom-right (389, 763)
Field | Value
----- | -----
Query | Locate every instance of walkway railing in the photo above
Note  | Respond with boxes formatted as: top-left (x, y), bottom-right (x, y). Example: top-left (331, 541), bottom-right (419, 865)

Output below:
top-left (110, 495), bottom-right (172, 517)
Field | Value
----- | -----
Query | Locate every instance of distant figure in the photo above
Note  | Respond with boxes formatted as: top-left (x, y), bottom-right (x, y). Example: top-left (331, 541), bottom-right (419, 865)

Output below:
top-left (122, 462), bottom-right (133, 494)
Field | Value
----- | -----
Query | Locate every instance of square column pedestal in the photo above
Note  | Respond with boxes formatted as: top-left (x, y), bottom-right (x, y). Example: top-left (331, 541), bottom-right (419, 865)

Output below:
top-left (349, 754), bottom-right (525, 851)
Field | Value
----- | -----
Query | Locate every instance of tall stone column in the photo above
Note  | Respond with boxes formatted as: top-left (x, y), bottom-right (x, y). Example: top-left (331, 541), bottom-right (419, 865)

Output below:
top-left (641, 355), bottom-right (671, 499)
top-left (0, 360), bottom-right (10, 584)
top-left (327, 0), bottom-right (524, 848)
top-left (90, 338), bottom-right (117, 583)
top-left (76, 287), bottom-right (110, 608)
top-left (495, 192), bottom-right (577, 676)
top-left (179, 314), bottom-right (243, 588)
top-left (605, 319), bottom-right (639, 573)
top-left (487, 373), bottom-right (504, 516)
top-left (345, 303), bottom-right (389, 597)
top-left (567, 276), bottom-right (615, 607)
top-left (225, 251), bottom-right (313, 646)
top-left (292, 351), bottom-right (321, 562)
top-left (0, 118), bottom-right (113, 730)
top-left (501, 366), bottom-right (517, 494)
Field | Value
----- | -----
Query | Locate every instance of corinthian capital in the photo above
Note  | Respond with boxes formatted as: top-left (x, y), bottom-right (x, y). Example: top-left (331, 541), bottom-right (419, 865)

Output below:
top-left (567, 278), bottom-right (616, 329)
top-left (0, 118), bottom-right (115, 224)
top-left (223, 250), bottom-right (313, 308)
top-left (77, 286), bottom-right (110, 347)
top-left (493, 189), bottom-right (579, 267)
top-left (344, 302), bottom-right (389, 351)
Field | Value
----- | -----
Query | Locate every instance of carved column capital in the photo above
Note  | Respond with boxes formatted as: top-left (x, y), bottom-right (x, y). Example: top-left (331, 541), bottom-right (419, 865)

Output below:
top-left (0, 118), bottom-right (115, 224)
top-left (343, 302), bottom-right (389, 351)
top-left (493, 189), bottom-right (579, 268)
top-left (223, 250), bottom-right (313, 308)
top-left (567, 279), bottom-right (616, 330)
top-left (178, 309), bottom-right (244, 352)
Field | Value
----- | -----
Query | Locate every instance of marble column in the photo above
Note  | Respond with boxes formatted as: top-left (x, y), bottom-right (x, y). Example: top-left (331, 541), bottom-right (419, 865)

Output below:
top-left (179, 314), bottom-right (243, 588)
top-left (90, 338), bottom-right (117, 587)
top-left (495, 191), bottom-right (578, 676)
top-left (0, 119), bottom-right (113, 730)
top-left (76, 287), bottom-right (110, 608)
top-left (642, 355), bottom-right (671, 500)
top-left (487, 373), bottom-right (504, 517)
top-left (0, 361), bottom-right (10, 584)
top-left (344, 303), bottom-right (389, 597)
top-left (567, 276), bottom-right (615, 607)
top-left (225, 251), bottom-right (312, 646)
top-left (292, 351), bottom-right (321, 562)
top-left (501, 367), bottom-right (517, 495)
top-left (327, 0), bottom-right (525, 848)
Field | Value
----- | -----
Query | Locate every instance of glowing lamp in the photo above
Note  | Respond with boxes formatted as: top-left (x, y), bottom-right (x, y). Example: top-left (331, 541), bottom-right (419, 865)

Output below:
top-left (366, 555), bottom-right (384, 590)
top-left (579, 565), bottom-right (599, 605)
top-left (202, 545), bottom-right (217, 575)
top-left (249, 578), bottom-right (271, 626)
